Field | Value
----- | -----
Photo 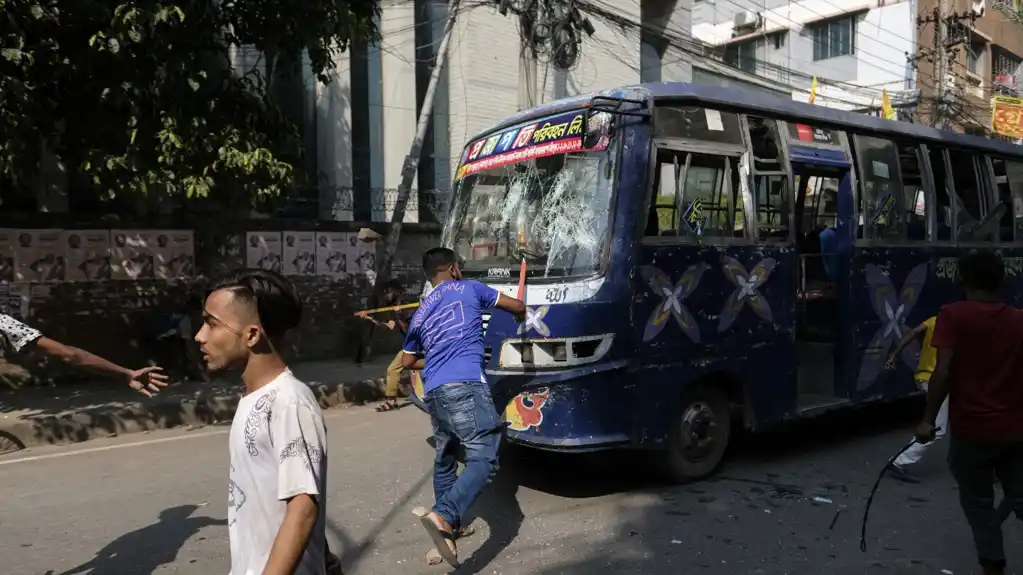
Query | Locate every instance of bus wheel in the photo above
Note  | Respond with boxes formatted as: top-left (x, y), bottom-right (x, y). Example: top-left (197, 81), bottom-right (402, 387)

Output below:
top-left (660, 387), bottom-right (731, 483)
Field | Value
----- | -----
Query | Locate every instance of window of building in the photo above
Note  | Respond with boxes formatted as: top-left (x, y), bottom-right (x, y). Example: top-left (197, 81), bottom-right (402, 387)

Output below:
top-left (810, 17), bottom-right (855, 61)
top-left (646, 148), bottom-right (745, 239)
top-left (992, 46), bottom-right (1022, 92)
top-left (770, 32), bottom-right (786, 51)
top-left (967, 39), bottom-right (985, 76)
top-left (853, 135), bottom-right (904, 240)
top-left (724, 39), bottom-right (757, 74)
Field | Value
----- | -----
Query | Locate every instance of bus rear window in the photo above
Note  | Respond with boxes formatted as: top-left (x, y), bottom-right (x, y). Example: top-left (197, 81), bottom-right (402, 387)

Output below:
top-left (653, 106), bottom-right (743, 145)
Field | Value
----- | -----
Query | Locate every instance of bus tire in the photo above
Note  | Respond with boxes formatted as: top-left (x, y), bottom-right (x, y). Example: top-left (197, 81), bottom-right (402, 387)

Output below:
top-left (659, 386), bottom-right (731, 484)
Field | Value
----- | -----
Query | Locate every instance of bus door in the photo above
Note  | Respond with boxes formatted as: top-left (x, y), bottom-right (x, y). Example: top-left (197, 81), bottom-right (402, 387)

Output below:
top-left (780, 122), bottom-right (857, 413)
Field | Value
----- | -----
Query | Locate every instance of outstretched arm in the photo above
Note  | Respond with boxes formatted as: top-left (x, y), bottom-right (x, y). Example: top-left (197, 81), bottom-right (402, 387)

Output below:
top-left (885, 322), bottom-right (927, 367)
top-left (34, 337), bottom-right (168, 397)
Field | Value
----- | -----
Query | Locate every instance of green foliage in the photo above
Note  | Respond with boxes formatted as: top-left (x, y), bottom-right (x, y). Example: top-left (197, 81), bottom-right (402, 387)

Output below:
top-left (0, 0), bottom-right (380, 210)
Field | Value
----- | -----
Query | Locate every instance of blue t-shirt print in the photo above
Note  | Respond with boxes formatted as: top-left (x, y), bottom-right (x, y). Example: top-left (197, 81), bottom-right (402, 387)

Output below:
top-left (402, 280), bottom-right (500, 395)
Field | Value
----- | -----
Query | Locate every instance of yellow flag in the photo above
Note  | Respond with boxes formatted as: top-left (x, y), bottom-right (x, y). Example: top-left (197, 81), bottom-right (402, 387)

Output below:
top-left (808, 77), bottom-right (818, 105)
top-left (881, 90), bottom-right (895, 120)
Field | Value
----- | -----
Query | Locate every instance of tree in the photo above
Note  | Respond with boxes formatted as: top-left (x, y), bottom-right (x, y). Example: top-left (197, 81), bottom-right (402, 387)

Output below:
top-left (0, 0), bottom-right (380, 211)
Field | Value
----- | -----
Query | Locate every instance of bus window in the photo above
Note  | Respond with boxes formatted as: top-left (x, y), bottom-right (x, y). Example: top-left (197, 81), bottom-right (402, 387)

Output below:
top-left (754, 174), bottom-right (792, 241)
top-left (990, 157), bottom-right (1023, 241)
top-left (747, 116), bottom-right (784, 171)
top-left (943, 148), bottom-right (986, 241)
top-left (928, 147), bottom-right (953, 241)
top-left (647, 148), bottom-right (744, 239)
top-left (649, 150), bottom-right (683, 235)
top-left (898, 144), bottom-right (927, 241)
top-left (853, 135), bottom-right (904, 241)
top-left (653, 106), bottom-right (744, 146)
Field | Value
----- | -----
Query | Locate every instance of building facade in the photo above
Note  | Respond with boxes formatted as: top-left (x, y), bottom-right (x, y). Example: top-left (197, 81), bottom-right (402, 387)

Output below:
top-left (313, 0), bottom-right (695, 226)
top-left (913, 0), bottom-right (1023, 136)
top-left (691, 0), bottom-right (919, 110)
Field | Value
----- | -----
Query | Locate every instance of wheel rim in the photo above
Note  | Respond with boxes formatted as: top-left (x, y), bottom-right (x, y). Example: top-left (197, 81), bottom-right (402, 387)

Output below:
top-left (679, 401), bottom-right (719, 462)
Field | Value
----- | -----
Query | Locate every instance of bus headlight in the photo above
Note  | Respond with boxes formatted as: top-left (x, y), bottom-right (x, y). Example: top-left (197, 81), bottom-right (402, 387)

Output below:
top-left (498, 333), bottom-right (614, 369)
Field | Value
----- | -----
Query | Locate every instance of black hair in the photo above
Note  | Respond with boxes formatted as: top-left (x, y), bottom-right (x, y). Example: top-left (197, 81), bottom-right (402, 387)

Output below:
top-left (382, 278), bottom-right (402, 292)
top-left (213, 269), bottom-right (303, 340)
top-left (422, 247), bottom-right (458, 277)
top-left (958, 250), bottom-right (1004, 293)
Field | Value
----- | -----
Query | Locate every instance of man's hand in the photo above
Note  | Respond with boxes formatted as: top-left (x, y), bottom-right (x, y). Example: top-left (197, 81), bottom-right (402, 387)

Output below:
top-left (127, 366), bottom-right (169, 397)
top-left (883, 356), bottom-right (896, 371)
top-left (914, 421), bottom-right (936, 444)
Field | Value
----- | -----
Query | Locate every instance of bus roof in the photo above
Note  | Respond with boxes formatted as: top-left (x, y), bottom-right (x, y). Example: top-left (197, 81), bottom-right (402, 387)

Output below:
top-left (473, 82), bottom-right (1023, 159)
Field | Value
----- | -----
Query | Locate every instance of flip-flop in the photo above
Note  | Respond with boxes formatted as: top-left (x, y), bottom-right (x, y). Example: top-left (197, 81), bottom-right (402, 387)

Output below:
top-left (425, 525), bottom-right (476, 566)
top-left (375, 400), bottom-right (400, 413)
top-left (413, 507), bottom-right (459, 567)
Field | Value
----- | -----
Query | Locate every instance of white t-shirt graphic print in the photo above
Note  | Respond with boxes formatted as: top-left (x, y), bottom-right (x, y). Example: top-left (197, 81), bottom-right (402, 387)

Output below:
top-left (228, 370), bottom-right (328, 575)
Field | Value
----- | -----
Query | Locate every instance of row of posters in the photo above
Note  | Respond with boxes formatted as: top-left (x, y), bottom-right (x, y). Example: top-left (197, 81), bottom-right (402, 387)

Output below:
top-left (245, 231), bottom-right (376, 278)
top-left (0, 229), bottom-right (195, 282)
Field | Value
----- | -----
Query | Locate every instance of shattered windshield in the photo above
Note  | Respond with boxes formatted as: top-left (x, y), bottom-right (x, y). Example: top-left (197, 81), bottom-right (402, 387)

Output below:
top-left (443, 118), bottom-right (617, 281)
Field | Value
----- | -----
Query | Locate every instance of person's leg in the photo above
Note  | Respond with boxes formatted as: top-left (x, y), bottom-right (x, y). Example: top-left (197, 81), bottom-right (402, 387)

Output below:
top-left (427, 396), bottom-right (459, 505)
top-left (377, 351), bottom-right (403, 412)
top-left (948, 434), bottom-right (1006, 574)
top-left (431, 381), bottom-right (503, 530)
top-left (994, 438), bottom-right (1023, 524)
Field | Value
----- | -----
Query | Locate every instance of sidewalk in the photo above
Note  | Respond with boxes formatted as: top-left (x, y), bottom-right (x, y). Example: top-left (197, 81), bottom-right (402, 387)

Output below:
top-left (0, 357), bottom-right (398, 454)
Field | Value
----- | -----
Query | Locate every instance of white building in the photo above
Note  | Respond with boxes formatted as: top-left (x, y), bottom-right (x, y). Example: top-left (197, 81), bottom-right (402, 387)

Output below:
top-left (691, 0), bottom-right (919, 109)
top-left (304, 0), bottom-right (695, 224)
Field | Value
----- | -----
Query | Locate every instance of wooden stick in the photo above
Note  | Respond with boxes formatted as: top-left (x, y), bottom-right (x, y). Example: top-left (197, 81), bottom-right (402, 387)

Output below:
top-left (353, 302), bottom-right (420, 316)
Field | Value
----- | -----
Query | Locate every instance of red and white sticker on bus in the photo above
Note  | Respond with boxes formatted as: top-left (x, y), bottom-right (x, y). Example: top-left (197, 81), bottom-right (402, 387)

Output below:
top-left (794, 124), bottom-right (837, 145)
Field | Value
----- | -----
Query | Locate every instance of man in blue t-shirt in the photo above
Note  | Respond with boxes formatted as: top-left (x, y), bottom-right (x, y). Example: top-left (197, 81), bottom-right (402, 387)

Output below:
top-left (401, 247), bottom-right (525, 567)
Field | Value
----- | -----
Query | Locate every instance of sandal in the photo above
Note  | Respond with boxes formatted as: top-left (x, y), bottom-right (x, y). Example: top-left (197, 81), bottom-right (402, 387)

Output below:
top-left (375, 398), bottom-right (400, 413)
top-left (413, 507), bottom-right (459, 567)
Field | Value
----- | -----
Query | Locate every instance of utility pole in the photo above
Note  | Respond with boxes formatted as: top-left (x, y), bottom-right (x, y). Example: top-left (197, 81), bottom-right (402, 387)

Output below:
top-left (911, 3), bottom-right (979, 130)
top-left (372, 0), bottom-right (460, 292)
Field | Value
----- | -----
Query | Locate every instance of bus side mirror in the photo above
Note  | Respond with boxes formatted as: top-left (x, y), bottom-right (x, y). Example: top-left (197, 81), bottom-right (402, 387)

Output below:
top-left (581, 110), bottom-right (612, 149)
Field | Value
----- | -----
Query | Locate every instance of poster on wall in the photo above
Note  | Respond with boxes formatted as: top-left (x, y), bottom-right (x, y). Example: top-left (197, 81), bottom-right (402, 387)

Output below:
top-left (15, 229), bottom-right (63, 282)
top-left (151, 230), bottom-right (195, 279)
top-left (0, 282), bottom-right (28, 319)
top-left (245, 231), bottom-right (283, 272)
top-left (110, 230), bottom-right (155, 280)
top-left (62, 230), bottom-right (113, 281)
top-left (282, 231), bottom-right (316, 276)
top-left (0, 229), bottom-right (15, 282)
top-left (315, 232), bottom-right (349, 278)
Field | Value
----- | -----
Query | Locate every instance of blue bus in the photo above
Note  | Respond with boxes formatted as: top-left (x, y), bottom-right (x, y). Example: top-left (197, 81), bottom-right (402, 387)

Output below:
top-left (410, 82), bottom-right (1023, 483)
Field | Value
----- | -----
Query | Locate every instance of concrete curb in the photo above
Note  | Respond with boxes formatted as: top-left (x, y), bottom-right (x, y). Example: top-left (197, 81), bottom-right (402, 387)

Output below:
top-left (0, 377), bottom-right (390, 454)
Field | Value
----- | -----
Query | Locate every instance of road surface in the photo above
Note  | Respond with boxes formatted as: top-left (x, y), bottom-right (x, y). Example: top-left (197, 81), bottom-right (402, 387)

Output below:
top-left (1, 399), bottom-right (1020, 575)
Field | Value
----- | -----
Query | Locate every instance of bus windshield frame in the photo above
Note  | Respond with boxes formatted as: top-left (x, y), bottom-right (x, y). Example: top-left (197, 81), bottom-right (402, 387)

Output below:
top-left (443, 109), bottom-right (618, 283)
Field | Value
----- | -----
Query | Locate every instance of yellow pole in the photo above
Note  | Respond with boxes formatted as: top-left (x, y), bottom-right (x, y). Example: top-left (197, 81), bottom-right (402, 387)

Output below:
top-left (353, 302), bottom-right (420, 316)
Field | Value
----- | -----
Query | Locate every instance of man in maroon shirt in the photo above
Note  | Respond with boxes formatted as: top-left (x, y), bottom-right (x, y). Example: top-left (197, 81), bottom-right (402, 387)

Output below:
top-left (915, 250), bottom-right (1023, 575)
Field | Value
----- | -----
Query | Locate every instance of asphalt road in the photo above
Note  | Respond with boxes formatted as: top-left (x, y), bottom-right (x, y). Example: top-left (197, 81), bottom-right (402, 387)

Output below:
top-left (1, 399), bottom-right (1020, 575)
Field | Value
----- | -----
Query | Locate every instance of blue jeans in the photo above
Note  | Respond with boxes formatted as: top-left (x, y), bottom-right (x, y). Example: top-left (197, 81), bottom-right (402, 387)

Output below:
top-left (425, 380), bottom-right (503, 529)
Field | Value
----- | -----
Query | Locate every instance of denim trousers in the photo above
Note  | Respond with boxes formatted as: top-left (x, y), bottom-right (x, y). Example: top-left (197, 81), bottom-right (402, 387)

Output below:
top-left (947, 434), bottom-right (1023, 570)
top-left (424, 380), bottom-right (503, 529)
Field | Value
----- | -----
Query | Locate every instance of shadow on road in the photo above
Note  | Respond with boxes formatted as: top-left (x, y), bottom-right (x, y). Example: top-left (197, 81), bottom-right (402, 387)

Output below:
top-left (57, 504), bottom-right (225, 575)
top-left (496, 397), bottom-right (992, 574)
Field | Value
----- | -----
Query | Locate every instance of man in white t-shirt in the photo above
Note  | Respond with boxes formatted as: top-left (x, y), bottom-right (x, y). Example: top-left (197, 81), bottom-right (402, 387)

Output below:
top-left (195, 269), bottom-right (331, 575)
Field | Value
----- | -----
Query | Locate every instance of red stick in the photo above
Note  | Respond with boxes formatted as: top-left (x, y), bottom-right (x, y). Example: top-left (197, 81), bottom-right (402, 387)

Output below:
top-left (516, 256), bottom-right (527, 301)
